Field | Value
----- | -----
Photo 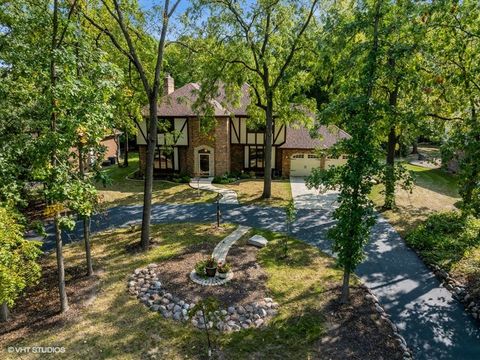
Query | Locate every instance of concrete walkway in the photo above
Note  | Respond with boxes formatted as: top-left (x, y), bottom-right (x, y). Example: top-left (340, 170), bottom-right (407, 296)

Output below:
top-left (39, 200), bottom-right (480, 359)
top-left (212, 225), bottom-right (250, 263)
top-left (189, 177), bottom-right (239, 204)
top-left (290, 176), bottom-right (339, 210)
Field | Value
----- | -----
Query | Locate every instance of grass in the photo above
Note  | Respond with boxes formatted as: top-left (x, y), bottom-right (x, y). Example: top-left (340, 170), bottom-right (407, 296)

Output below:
top-left (370, 163), bottom-right (460, 236)
top-left (96, 152), bottom-right (217, 207)
top-left (1, 223), bottom-right (357, 360)
top-left (218, 179), bottom-right (292, 207)
top-left (406, 212), bottom-right (480, 300)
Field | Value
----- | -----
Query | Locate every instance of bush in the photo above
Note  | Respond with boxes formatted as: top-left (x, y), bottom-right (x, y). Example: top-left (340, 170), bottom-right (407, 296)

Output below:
top-left (406, 211), bottom-right (480, 269)
top-left (212, 174), bottom-right (237, 184)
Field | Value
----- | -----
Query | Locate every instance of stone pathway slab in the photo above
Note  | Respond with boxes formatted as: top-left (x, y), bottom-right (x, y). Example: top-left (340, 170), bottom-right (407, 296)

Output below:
top-left (189, 177), bottom-right (239, 205)
top-left (212, 225), bottom-right (250, 263)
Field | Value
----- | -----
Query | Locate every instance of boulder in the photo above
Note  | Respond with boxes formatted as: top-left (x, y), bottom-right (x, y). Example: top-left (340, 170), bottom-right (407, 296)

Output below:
top-left (248, 235), bottom-right (268, 248)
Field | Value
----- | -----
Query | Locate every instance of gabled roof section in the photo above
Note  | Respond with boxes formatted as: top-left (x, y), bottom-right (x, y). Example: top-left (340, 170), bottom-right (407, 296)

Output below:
top-left (142, 82), bottom-right (249, 117)
top-left (280, 124), bottom-right (350, 149)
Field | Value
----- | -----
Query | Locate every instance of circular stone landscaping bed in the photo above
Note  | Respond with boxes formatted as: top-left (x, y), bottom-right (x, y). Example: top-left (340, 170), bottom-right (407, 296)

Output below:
top-left (127, 239), bottom-right (279, 332)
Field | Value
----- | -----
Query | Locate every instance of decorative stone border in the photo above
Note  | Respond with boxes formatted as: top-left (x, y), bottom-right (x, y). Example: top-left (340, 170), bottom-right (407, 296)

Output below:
top-left (429, 264), bottom-right (480, 320)
top-left (362, 285), bottom-right (413, 360)
top-left (189, 270), bottom-right (233, 286)
top-left (128, 264), bottom-right (279, 332)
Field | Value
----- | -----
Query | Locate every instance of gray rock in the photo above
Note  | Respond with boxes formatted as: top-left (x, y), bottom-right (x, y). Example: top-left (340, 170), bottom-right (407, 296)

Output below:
top-left (242, 323), bottom-right (250, 329)
top-left (183, 303), bottom-right (190, 310)
top-left (258, 308), bottom-right (267, 317)
top-left (167, 303), bottom-right (175, 311)
top-left (173, 304), bottom-right (182, 312)
top-left (178, 300), bottom-right (185, 306)
top-left (228, 306), bottom-right (236, 314)
top-left (254, 318), bottom-right (264, 327)
top-left (161, 298), bottom-right (170, 305)
top-left (221, 309), bottom-right (228, 316)
top-left (237, 306), bottom-right (245, 315)
top-left (247, 234), bottom-right (268, 248)
top-left (153, 281), bottom-right (162, 289)
top-left (151, 305), bottom-right (160, 312)
top-left (173, 312), bottom-right (182, 321)
top-left (264, 297), bottom-right (273, 303)
top-left (245, 305), bottom-right (254, 312)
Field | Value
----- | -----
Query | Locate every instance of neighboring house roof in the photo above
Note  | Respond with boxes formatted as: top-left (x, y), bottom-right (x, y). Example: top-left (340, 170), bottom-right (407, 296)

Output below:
top-left (280, 125), bottom-right (350, 149)
top-left (142, 82), bottom-right (249, 117)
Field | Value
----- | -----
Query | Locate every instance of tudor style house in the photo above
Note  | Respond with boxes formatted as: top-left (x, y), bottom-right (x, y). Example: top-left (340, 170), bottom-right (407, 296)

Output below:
top-left (136, 75), bottom-right (349, 178)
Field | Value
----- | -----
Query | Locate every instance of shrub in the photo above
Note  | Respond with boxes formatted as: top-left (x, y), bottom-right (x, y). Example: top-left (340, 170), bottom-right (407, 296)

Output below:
top-left (406, 211), bottom-right (480, 269)
top-left (195, 260), bottom-right (207, 277)
top-left (217, 262), bottom-right (231, 274)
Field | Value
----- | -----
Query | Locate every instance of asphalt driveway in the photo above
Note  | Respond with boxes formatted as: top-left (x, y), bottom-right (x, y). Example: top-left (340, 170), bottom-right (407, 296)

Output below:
top-left (35, 178), bottom-right (480, 360)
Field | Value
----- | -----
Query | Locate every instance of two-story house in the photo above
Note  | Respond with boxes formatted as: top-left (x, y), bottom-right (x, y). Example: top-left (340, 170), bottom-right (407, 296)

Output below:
top-left (136, 75), bottom-right (349, 178)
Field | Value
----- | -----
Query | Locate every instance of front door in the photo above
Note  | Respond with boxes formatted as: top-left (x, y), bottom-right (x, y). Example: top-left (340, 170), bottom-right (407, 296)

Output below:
top-left (199, 153), bottom-right (210, 175)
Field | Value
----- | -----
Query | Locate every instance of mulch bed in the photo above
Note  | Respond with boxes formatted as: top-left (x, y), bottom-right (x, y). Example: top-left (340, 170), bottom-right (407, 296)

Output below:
top-left (0, 261), bottom-right (98, 346)
top-left (316, 286), bottom-right (403, 360)
top-left (156, 241), bottom-right (268, 306)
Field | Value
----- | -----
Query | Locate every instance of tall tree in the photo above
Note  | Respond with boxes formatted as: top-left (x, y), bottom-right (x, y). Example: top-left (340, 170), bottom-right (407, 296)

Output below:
top-left (82, 0), bottom-right (182, 250)
top-left (186, 0), bottom-right (319, 198)
top-left (426, 0), bottom-right (480, 215)
top-left (307, 0), bottom-right (384, 303)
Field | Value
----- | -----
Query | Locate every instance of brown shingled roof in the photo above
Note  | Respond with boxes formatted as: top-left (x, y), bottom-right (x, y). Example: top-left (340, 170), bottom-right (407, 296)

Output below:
top-left (142, 82), bottom-right (249, 117)
top-left (280, 125), bottom-right (350, 149)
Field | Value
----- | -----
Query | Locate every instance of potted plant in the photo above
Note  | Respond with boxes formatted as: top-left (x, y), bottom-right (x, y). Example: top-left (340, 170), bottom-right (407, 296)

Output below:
top-left (217, 262), bottom-right (231, 279)
top-left (205, 256), bottom-right (217, 277)
top-left (195, 260), bottom-right (207, 278)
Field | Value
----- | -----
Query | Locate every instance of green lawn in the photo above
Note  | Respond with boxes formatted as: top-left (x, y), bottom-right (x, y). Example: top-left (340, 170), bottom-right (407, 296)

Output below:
top-left (370, 163), bottom-right (460, 236)
top-left (96, 153), bottom-right (217, 207)
top-left (219, 179), bottom-right (292, 207)
top-left (1, 223), bottom-right (400, 359)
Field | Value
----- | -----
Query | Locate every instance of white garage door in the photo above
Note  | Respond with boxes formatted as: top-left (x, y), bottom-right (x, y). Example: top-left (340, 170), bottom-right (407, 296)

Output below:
top-left (290, 154), bottom-right (321, 177)
top-left (325, 155), bottom-right (348, 169)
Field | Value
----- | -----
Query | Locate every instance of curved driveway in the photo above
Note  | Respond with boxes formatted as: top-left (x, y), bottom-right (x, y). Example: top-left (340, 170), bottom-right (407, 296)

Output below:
top-left (40, 194), bottom-right (480, 359)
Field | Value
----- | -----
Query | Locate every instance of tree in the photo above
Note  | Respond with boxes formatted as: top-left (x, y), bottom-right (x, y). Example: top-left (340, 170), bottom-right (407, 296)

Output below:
top-left (306, 0), bottom-right (384, 303)
top-left (283, 199), bottom-right (296, 258)
top-left (1, 0), bottom-right (119, 310)
top-left (425, 0), bottom-right (480, 216)
top-left (186, 0), bottom-right (319, 198)
top-left (82, 0), bottom-right (182, 250)
top-left (0, 206), bottom-right (42, 322)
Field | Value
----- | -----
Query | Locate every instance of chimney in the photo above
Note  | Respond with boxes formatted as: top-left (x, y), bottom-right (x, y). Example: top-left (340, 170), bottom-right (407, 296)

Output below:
top-left (164, 74), bottom-right (175, 95)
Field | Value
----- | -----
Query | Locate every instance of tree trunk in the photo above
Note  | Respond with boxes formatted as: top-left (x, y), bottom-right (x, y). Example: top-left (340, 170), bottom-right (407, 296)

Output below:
top-left (84, 217), bottom-right (93, 276)
top-left (262, 97), bottom-right (274, 199)
top-left (51, 0), bottom-right (68, 313)
top-left (384, 126), bottom-right (396, 209)
top-left (340, 269), bottom-right (350, 304)
top-left (140, 98), bottom-right (158, 250)
top-left (1, 303), bottom-right (9, 322)
top-left (55, 217), bottom-right (69, 312)
top-left (79, 146), bottom-right (93, 276)
top-left (124, 130), bottom-right (129, 167)
top-left (411, 139), bottom-right (418, 155)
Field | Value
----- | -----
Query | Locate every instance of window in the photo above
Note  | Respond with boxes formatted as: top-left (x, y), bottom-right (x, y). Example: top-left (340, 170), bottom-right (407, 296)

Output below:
top-left (249, 146), bottom-right (264, 169)
top-left (308, 154), bottom-right (319, 159)
top-left (154, 148), bottom-right (174, 171)
top-left (292, 154), bottom-right (304, 159)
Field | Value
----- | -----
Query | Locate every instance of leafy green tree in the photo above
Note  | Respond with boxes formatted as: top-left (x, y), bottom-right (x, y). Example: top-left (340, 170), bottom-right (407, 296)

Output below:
top-left (425, 0), bottom-right (480, 216)
top-left (82, 0), bottom-right (182, 250)
top-left (283, 199), bottom-right (296, 258)
top-left (307, 0), bottom-right (384, 303)
top-left (186, 0), bottom-right (319, 198)
top-left (0, 206), bottom-right (42, 322)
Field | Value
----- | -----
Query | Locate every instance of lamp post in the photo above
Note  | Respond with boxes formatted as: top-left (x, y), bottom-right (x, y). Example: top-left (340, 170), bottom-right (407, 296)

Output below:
top-left (216, 193), bottom-right (222, 227)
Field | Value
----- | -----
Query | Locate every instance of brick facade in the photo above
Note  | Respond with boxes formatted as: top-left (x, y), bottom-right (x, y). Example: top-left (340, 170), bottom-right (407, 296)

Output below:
top-left (230, 144), bottom-right (244, 173)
